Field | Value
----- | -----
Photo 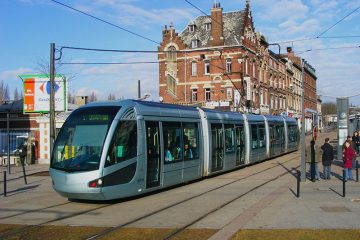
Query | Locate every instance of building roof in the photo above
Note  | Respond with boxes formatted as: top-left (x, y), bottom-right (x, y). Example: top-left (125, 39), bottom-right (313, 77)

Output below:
top-left (0, 100), bottom-right (23, 113)
top-left (179, 11), bottom-right (245, 48)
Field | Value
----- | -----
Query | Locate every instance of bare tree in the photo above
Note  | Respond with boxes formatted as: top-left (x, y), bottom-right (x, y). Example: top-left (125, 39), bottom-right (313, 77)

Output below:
top-left (107, 93), bottom-right (116, 101)
top-left (89, 92), bottom-right (98, 102)
top-left (322, 102), bottom-right (337, 115)
top-left (67, 90), bottom-right (76, 104)
top-left (13, 88), bottom-right (19, 101)
top-left (0, 80), bottom-right (10, 102)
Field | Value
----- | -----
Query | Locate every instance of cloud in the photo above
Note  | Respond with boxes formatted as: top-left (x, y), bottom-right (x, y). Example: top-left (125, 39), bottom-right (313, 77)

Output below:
top-left (65, 53), bottom-right (159, 100)
top-left (0, 67), bottom-right (34, 81)
top-left (255, 0), bottom-right (308, 22)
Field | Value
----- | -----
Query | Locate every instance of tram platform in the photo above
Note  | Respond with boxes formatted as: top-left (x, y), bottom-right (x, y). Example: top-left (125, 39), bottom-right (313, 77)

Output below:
top-left (1, 130), bottom-right (360, 240)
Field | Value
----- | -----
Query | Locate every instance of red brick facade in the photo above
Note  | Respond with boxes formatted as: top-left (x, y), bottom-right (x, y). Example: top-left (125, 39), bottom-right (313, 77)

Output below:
top-left (158, 1), bottom-right (317, 115)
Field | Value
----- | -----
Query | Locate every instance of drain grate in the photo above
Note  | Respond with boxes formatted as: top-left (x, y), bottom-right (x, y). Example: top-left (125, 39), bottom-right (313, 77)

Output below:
top-left (320, 207), bottom-right (351, 212)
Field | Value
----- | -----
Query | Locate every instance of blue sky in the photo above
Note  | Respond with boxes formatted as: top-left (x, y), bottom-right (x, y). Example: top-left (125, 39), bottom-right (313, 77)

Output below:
top-left (1, 0), bottom-right (360, 104)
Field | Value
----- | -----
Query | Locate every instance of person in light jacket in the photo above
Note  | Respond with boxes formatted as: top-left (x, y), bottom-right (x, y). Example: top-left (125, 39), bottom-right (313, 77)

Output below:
top-left (321, 138), bottom-right (334, 180)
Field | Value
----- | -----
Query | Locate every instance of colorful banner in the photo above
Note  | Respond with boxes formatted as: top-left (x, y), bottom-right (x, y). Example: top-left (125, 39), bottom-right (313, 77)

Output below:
top-left (19, 74), bottom-right (67, 113)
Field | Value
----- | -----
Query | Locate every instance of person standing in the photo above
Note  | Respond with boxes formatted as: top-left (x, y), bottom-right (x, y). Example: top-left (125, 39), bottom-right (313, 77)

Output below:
top-left (343, 140), bottom-right (356, 181)
top-left (321, 138), bottom-right (334, 180)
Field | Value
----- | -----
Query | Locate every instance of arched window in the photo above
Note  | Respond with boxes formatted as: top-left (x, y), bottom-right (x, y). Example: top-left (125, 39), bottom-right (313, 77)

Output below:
top-left (166, 46), bottom-right (177, 61)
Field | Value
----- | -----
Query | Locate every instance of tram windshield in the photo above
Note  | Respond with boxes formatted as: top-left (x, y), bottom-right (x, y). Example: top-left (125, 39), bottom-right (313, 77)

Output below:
top-left (51, 106), bottom-right (120, 172)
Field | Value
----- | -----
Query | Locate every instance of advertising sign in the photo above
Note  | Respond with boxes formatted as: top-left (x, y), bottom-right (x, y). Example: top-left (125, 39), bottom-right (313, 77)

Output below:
top-left (19, 74), bottom-right (67, 113)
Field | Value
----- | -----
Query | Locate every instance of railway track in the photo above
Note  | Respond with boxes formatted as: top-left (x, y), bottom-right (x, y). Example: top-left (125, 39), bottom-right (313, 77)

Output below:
top-left (0, 152), bottom-right (299, 239)
top-left (84, 153), bottom-right (300, 240)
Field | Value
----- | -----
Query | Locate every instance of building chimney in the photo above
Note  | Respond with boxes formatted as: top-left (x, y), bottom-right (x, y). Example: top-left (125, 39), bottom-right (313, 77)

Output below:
top-left (210, 1), bottom-right (224, 46)
top-left (287, 47), bottom-right (295, 60)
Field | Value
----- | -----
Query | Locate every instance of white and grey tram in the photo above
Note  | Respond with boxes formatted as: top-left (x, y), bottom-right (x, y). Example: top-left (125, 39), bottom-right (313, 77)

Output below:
top-left (50, 99), bottom-right (299, 200)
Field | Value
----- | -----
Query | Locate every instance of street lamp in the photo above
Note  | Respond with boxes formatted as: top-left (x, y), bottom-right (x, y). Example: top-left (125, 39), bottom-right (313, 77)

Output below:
top-left (300, 59), bottom-right (306, 182)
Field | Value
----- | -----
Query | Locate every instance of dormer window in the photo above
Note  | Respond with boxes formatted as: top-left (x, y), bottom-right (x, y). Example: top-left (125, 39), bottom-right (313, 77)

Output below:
top-left (191, 39), bottom-right (199, 48)
top-left (188, 22), bottom-right (196, 32)
top-left (205, 22), bottom-right (211, 31)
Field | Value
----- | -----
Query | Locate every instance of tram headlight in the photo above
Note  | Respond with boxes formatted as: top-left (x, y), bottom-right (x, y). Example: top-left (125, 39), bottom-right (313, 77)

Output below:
top-left (88, 178), bottom-right (103, 188)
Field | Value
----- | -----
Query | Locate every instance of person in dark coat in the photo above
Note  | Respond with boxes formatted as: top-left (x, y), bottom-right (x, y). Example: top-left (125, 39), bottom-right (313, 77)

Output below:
top-left (321, 138), bottom-right (334, 180)
top-left (343, 140), bottom-right (356, 181)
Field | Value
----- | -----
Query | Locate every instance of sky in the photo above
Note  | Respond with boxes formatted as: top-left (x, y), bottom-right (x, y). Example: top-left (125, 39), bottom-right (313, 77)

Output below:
top-left (1, 0), bottom-right (360, 105)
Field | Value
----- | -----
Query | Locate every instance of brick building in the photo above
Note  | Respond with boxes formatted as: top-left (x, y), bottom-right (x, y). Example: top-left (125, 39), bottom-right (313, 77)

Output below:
top-left (158, 1), bottom-right (317, 115)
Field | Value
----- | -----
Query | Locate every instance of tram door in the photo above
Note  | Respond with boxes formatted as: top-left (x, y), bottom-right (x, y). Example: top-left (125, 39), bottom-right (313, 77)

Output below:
top-left (235, 125), bottom-right (245, 166)
top-left (146, 122), bottom-right (161, 188)
top-left (279, 124), bottom-right (285, 152)
top-left (211, 124), bottom-right (224, 172)
top-left (269, 125), bottom-right (275, 156)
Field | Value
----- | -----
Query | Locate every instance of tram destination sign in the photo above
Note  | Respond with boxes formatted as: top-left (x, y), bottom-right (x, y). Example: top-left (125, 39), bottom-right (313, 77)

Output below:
top-left (19, 74), bottom-right (67, 113)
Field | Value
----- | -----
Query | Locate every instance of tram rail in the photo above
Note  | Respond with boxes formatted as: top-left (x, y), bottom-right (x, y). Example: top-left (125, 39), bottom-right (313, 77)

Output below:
top-left (0, 152), bottom-right (299, 240)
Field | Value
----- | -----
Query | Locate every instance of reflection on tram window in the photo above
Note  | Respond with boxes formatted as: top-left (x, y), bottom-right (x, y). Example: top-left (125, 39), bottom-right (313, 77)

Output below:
top-left (225, 125), bottom-right (235, 153)
top-left (288, 125), bottom-right (298, 143)
top-left (251, 125), bottom-right (258, 149)
top-left (51, 106), bottom-right (119, 171)
top-left (258, 125), bottom-right (266, 148)
top-left (163, 122), bottom-right (182, 162)
top-left (183, 123), bottom-right (199, 160)
top-left (105, 121), bottom-right (137, 167)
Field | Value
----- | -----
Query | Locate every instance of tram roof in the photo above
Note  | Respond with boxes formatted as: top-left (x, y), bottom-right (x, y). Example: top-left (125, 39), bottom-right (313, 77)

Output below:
top-left (202, 108), bottom-right (245, 121)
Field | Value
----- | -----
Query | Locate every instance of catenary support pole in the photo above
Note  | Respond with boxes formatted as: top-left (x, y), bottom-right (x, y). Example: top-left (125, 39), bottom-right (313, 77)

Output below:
top-left (3, 171), bottom-right (7, 197)
top-left (49, 43), bottom-right (56, 159)
top-left (300, 59), bottom-right (306, 182)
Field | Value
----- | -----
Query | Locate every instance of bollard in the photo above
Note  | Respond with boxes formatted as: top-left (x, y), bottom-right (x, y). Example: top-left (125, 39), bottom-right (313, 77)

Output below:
top-left (310, 140), bottom-right (315, 182)
top-left (3, 171), bottom-right (6, 197)
top-left (356, 160), bottom-right (359, 183)
top-left (21, 160), bottom-right (27, 185)
top-left (297, 170), bottom-right (301, 198)
top-left (343, 169), bottom-right (346, 198)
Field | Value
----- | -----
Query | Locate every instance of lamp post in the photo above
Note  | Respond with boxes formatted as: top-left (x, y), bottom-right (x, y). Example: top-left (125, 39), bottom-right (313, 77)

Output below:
top-left (300, 59), bottom-right (306, 182)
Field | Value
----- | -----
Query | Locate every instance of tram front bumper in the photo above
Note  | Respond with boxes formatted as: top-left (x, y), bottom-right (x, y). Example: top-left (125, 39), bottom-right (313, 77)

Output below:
top-left (49, 168), bottom-right (105, 200)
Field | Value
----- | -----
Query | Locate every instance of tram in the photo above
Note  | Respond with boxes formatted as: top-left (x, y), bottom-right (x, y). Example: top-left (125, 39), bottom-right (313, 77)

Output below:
top-left (50, 99), bottom-right (299, 200)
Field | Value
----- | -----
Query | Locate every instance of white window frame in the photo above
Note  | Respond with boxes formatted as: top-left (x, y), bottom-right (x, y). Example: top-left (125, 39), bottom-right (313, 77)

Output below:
top-left (205, 88), bottom-right (211, 101)
top-left (205, 23), bottom-right (211, 31)
top-left (226, 59), bottom-right (232, 73)
top-left (191, 89), bottom-right (198, 102)
top-left (167, 75), bottom-right (177, 95)
top-left (191, 39), bottom-right (198, 48)
top-left (226, 87), bottom-right (232, 100)
top-left (204, 61), bottom-right (210, 75)
top-left (191, 61), bottom-right (197, 76)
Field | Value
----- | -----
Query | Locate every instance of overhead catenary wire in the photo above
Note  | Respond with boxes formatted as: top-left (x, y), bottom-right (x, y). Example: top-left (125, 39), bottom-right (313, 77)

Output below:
top-left (294, 45), bottom-right (360, 55)
top-left (60, 61), bottom-right (158, 65)
top-left (315, 5), bottom-right (360, 38)
top-left (272, 35), bottom-right (360, 45)
top-left (50, 0), bottom-right (160, 45)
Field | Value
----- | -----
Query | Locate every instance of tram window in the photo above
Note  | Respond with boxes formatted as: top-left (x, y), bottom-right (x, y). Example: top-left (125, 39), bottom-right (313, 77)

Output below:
top-left (288, 125), bottom-right (298, 142)
top-left (258, 125), bottom-right (266, 148)
top-left (183, 123), bottom-right (199, 160)
top-left (224, 125), bottom-right (235, 153)
top-left (105, 121), bottom-right (137, 167)
top-left (251, 125), bottom-right (258, 149)
top-left (163, 122), bottom-right (182, 163)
